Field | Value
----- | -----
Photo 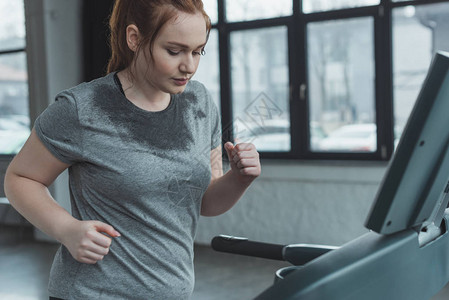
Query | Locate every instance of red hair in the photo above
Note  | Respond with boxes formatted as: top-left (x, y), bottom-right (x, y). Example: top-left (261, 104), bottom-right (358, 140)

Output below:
top-left (107, 0), bottom-right (211, 74)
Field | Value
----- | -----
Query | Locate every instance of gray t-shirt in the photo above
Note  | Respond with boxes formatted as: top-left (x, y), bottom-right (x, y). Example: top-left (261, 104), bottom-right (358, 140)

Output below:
top-left (34, 72), bottom-right (221, 299)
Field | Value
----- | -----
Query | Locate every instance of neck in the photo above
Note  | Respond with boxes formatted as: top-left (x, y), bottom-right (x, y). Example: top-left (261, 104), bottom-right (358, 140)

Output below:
top-left (117, 69), bottom-right (171, 112)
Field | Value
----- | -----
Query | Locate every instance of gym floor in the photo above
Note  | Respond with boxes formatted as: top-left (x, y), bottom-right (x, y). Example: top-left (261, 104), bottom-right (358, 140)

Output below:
top-left (0, 225), bottom-right (288, 300)
top-left (1, 225), bottom-right (449, 300)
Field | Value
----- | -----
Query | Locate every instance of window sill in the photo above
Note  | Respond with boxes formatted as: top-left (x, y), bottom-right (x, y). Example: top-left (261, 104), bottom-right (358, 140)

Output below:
top-left (256, 159), bottom-right (388, 184)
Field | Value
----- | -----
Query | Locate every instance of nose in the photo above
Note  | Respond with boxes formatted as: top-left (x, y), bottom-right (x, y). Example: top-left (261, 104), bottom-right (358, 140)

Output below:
top-left (180, 53), bottom-right (197, 74)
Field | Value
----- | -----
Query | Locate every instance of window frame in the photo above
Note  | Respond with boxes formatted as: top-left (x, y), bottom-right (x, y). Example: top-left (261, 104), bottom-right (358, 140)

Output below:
top-left (213, 0), bottom-right (449, 161)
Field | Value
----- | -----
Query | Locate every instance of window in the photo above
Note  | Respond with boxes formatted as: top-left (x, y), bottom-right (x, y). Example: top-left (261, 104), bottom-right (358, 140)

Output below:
top-left (303, 0), bottom-right (380, 14)
top-left (230, 26), bottom-right (290, 152)
top-left (392, 2), bottom-right (449, 147)
top-left (307, 17), bottom-right (376, 153)
top-left (226, 0), bottom-right (293, 22)
top-left (195, 29), bottom-right (221, 112)
top-left (200, 0), bottom-right (449, 161)
top-left (0, 0), bottom-right (29, 156)
top-left (196, 2), bottom-right (221, 114)
top-left (203, 0), bottom-right (218, 24)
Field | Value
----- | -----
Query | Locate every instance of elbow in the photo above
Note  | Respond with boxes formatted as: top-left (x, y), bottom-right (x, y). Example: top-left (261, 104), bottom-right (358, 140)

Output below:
top-left (4, 166), bottom-right (16, 201)
top-left (4, 166), bottom-right (12, 194)
top-left (200, 211), bottom-right (220, 217)
top-left (200, 206), bottom-right (216, 217)
top-left (200, 204), bottom-right (224, 217)
top-left (3, 165), bottom-right (27, 205)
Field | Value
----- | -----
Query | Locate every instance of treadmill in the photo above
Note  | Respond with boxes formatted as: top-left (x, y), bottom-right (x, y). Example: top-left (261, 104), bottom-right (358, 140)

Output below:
top-left (212, 51), bottom-right (449, 300)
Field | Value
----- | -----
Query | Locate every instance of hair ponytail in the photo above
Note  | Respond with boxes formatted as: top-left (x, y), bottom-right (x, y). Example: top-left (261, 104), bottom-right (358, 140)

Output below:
top-left (107, 0), bottom-right (134, 74)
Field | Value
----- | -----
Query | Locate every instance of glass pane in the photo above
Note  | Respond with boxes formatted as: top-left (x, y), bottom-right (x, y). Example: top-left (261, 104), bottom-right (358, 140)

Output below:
top-left (0, 0), bottom-right (26, 51)
top-left (230, 26), bottom-right (290, 152)
top-left (0, 51), bottom-right (30, 154)
top-left (226, 0), bottom-right (293, 22)
top-left (303, 0), bottom-right (380, 14)
top-left (203, 0), bottom-right (218, 24)
top-left (308, 17), bottom-right (376, 153)
top-left (393, 3), bottom-right (449, 146)
top-left (195, 29), bottom-right (220, 112)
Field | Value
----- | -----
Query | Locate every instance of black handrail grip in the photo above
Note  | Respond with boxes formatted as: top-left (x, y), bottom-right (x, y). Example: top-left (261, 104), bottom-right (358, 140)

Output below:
top-left (211, 235), bottom-right (285, 261)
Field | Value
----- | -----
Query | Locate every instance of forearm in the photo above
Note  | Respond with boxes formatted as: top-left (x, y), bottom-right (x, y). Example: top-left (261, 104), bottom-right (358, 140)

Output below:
top-left (4, 172), bottom-right (76, 242)
top-left (201, 169), bottom-right (252, 217)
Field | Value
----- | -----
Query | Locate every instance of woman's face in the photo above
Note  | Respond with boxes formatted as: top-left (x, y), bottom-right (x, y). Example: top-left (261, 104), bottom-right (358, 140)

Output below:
top-left (135, 11), bottom-right (208, 95)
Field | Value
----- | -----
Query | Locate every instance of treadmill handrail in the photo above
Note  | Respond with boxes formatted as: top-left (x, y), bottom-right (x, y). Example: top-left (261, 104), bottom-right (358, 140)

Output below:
top-left (211, 235), bottom-right (337, 266)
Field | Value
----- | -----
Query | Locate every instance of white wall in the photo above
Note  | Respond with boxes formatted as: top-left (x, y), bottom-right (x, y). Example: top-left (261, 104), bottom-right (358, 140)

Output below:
top-left (196, 161), bottom-right (387, 246)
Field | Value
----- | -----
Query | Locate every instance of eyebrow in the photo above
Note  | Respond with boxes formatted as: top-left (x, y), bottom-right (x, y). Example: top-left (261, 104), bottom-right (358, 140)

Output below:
top-left (166, 41), bottom-right (207, 49)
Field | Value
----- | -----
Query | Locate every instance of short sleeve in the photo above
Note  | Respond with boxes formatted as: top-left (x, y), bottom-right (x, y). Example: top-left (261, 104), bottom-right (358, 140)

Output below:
top-left (208, 91), bottom-right (222, 150)
top-left (34, 91), bottom-right (83, 164)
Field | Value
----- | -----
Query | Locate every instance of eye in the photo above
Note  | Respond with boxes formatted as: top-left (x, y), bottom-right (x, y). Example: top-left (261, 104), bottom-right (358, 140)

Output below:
top-left (167, 49), bottom-right (180, 56)
top-left (193, 48), bottom-right (206, 56)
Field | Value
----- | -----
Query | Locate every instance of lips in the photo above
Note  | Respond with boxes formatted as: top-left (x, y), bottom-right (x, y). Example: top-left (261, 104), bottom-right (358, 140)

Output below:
top-left (173, 77), bottom-right (189, 86)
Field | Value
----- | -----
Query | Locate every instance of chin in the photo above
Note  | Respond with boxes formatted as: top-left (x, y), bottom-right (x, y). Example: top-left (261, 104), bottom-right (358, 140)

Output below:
top-left (169, 86), bottom-right (188, 94)
top-left (172, 89), bottom-right (186, 95)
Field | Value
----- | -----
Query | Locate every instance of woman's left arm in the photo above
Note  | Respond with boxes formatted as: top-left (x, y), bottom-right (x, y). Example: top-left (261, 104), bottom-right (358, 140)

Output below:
top-left (201, 142), bottom-right (261, 216)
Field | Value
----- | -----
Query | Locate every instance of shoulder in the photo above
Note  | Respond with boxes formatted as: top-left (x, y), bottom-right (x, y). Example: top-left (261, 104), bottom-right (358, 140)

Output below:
top-left (179, 80), bottom-right (215, 108)
top-left (185, 80), bottom-right (207, 92)
top-left (183, 80), bottom-right (210, 99)
top-left (56, 73), bottom-right (117, 105)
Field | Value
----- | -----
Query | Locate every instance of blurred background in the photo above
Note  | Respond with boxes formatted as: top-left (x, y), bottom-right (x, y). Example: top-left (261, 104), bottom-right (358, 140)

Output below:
top-left (1, 0), bottom-right (449, 299)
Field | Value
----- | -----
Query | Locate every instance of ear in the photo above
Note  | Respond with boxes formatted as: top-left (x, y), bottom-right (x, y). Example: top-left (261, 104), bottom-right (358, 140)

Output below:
top-left (126, 24), bottom-right (140, 52)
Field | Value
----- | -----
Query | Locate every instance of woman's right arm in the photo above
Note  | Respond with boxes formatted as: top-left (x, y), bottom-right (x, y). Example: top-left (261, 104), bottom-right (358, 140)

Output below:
top-left (4, 128), bottom-right (120, 264)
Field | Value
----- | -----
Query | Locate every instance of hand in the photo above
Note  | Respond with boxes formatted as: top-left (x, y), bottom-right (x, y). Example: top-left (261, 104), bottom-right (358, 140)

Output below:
top-left (59, 219), bottom-right (121, 264)
top-left (224, 141), bottom-right (261, 184)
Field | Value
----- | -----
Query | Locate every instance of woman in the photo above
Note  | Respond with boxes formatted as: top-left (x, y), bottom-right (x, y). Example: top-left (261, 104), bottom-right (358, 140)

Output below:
top-left (4, 0), bottom-right (261, 299)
